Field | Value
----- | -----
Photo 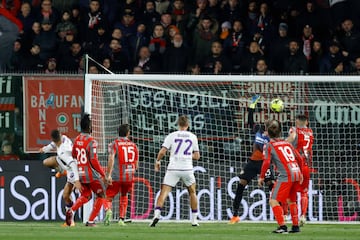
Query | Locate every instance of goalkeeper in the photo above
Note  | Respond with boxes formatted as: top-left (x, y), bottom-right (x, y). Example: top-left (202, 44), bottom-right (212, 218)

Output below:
top-left (229, 95), bottom-right (275, 224)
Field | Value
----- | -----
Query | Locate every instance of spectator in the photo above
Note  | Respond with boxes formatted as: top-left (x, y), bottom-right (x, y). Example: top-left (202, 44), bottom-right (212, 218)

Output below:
top-left (44, 57), bottom-right (57, 74)
top-left (35, 0), bottom-right (60, 27)
top-left (201, 40), bottom-right (232, 74)
top-left (142, 0), bottom-right (161, 36)
top-left (256, 2), bottom-right (275, 49)
top-left (191, 15), bottom-right (219, 65)
top-left (329, 0), bottom-right (348, 31)
top-left (102, 38), bottom-right (129, 73)
top-left (109, 28), bottom-right (130, 60)
top-left (17, 1), bottom-right (36, 36)
top-left (240, 41), bottom-right (264, 74)
top-left (282, 39), bottom-right (308, 74)
top-left (33, 18), bottom-right (58, 61)
top-left (163, 33), bottom-right (189, 73)
top-left (59, 41), bottom-right (83, 72)
top-left (309, 39), bottom-right (325, 74)
top-left (296, 0), bottom-right (325, 38)
top-left (21, 21), bottom-right (41, 52)
top-left (101, 57), bottom-right (113, 73)
top-left (269, 22), bottom-right (290, 73)
top-left (301, 24), bottom-right (316, 61)
top-left (166, 25), bottom-right (180, 45)
top-left (169, 0), bottom-right (189, 39)
top-left (219, 21), bottom-right (231, 42)
top-left (113, 8), bottom-right (137, 38)
top-left (79, 0), bottom-right (109, 53)
top-left (57, 30), bottom-right (76, 64)
top-left (128, 23), bottom-right (149, 65)
top-left (320, 40), bottom-right (348, 74)
top-left (159, 11), bottom-right (173, 39)
top-left (88, 64), bottom-right (99, 74)
top-left (6, 39), bottom-right (24, 72)
top-left (207, 0), bottom-right (221, 21)
top-left (350, 56), bottom-right (360, 74)
top-left (55, 9), bottom-right (77, 41)
top-left (0, 140), bottom-right (20, 161)
top-left (223, 19), bottom-right (248, 73)
top-left (136, 46), bottom-right (160, 73)
top-left (220, 0), bottom-right (244, 24)
top-left (21, 43), bottom-right (44, 72)
top-left (244, 0), bottom-right (259, 38)
top-left (255, 58), bottom-right (272, 75)
top-left (187, 0), bottom-right (210, 32)
top-left (339, 19), bottom-right (360, 61)
top-left (148, 23), bottom-right (167, 67)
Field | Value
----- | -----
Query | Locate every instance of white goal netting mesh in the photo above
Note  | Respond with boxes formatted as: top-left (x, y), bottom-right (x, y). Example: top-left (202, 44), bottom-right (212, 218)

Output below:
top-left (85, 75), bottom-right (360, 222)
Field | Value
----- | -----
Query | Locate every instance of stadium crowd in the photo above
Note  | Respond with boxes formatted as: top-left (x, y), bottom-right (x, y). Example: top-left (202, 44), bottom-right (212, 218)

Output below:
top-left (1, 0), bottom-right (360, 75)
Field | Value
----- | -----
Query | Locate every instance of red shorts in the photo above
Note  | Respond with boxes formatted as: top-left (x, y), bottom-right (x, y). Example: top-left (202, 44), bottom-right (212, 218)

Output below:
top-left (106, 181), bottom-right (133, 198)
top-left (81, 180), bottom-right (105, 198)
top-left (299, 165), bottom-right (310, 193)
top-left (271, 180), bottom-right (300, 203)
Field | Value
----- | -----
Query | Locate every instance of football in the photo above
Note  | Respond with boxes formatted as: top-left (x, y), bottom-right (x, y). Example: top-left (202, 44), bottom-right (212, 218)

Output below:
top-left (270, 98), bottom-right (284, 112)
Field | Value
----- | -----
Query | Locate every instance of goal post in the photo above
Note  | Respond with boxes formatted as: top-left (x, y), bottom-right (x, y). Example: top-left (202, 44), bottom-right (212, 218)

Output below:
top-left (84, 74), bottom-right (360, 223)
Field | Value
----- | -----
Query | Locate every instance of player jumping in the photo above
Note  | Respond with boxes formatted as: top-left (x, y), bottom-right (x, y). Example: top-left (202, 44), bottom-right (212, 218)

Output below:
top-left (40, 129), bottom-right (82, 227)
top-left (229, 95), bottom-right (275, 224)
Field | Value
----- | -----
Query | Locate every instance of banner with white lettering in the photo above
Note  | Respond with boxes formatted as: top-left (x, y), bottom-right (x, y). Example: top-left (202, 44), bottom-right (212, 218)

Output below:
top-left (23, 77), bottom-right (84, 152)
top-left (0, 76), bottom-right (21, 133)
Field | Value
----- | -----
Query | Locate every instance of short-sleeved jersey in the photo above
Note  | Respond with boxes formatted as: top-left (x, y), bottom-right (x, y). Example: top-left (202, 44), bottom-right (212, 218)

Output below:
top-left (108, 137), bottom-right (139, 182)
top-left (162, 130), bottom-right (199, 171)
top-left (42, 135), bottom-right (77, 175)
top-left (261, 139), bottom-right (302, 182)
top-left (72, 133), bottom-right (105, 183)
top-left (289, 126), bottom-right (314, 166)
top-left (250, 131), bottom-right (270, 160)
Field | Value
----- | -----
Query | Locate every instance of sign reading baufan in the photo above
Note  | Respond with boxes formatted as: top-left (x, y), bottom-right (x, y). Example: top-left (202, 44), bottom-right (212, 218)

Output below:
top-left (23, 77), bottom-right (84, 152)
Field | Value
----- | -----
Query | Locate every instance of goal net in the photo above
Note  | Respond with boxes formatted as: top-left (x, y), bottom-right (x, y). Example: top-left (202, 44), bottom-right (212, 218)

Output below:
top-left (85, 74), bottom-right (360, 223)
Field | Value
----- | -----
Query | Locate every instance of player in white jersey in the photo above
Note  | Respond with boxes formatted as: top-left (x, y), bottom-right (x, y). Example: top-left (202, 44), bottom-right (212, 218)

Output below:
top-left (150, 115), bottom-right (200, 227)
top-left (40, 129), bottom-right (81, 226)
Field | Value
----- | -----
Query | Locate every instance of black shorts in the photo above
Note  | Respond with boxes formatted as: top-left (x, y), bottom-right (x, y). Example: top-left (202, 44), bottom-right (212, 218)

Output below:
top-left (239, 160), bottom-right (263, 182)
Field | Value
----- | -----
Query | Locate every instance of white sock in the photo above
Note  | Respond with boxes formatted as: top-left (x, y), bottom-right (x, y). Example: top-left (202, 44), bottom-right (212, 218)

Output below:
top-left (192, 212), bottom-right (198, 223)
top-left (154, 209), bottom-right (161, 218)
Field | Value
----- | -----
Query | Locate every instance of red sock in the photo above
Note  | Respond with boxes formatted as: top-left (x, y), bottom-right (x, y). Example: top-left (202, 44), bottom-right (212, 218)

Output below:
top-left (119, 196), bottom-right (128, 219)
top-left (88, 198), bottom-right (105, 222)
top-left (71, 196), bottom-right (89, 211)
top-left (289, 202), bottom-right (299, 226)
top-left (104, 199), bottom-right (112, 211)
top-left (301, 192), bottom-right (308, 216)
top-left (282, 202), bottom-right (289, 216)
top-left (272, 205), bottom-right (285, 226)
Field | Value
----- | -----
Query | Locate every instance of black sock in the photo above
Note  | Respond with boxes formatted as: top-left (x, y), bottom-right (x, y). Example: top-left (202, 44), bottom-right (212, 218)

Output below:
top-left (232, 183), bottom-right (245, 216)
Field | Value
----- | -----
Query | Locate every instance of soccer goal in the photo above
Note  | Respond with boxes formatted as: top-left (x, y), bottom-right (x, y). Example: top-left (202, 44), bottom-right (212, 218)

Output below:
top-left (84, 74), bottom-right (360, 223)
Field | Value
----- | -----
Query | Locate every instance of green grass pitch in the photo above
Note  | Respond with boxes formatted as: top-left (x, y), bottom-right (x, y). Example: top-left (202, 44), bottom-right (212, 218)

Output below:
top-left (0, 221), bottom-right (359, 240)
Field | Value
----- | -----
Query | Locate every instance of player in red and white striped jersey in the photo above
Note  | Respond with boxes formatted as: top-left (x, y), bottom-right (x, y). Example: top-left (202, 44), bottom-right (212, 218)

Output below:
top-left (66, 113), bottom-right (107, 227)
top-left (103, 124), bottom-right (139, 226)
top-left (286, 114), bottom-right (314, 226)
top-left (258, 120), bottom-right (304, 234)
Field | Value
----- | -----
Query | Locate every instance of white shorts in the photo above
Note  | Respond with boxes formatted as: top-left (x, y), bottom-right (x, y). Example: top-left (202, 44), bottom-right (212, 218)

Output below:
top-left (162, 170), bottom-right (196, 187)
